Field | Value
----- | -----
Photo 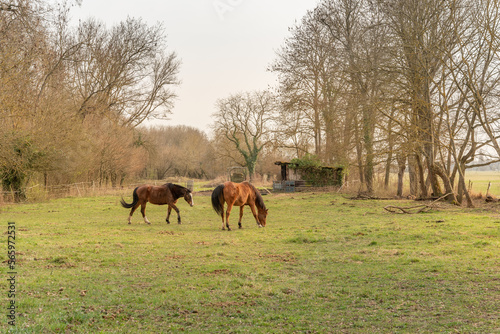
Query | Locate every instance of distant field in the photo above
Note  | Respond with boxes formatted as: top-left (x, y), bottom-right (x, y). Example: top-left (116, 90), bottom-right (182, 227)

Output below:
top-left (0, 188), bottom-right (499, 333)
top-left (370, 170), bottom-right (500, 198)
top-left (465, 170), bottom-right (500, 195)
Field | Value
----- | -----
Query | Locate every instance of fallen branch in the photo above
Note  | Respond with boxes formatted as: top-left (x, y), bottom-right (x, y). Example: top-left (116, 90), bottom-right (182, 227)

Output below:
top-left (384, 204), bottom-right (432, 214)
top-left (384, 193), bottom-right (451, 214)
top-left (260, 188), bottom-right (272, 195)
top-left (348, 194), bottom-right (393, 200)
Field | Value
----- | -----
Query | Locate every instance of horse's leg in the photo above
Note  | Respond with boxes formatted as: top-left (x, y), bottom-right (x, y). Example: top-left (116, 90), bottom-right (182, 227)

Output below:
top-left (220, 204), bottom-right (226, 230)
top-left (225, 203), bottom-right (233, 231)
top-left (249, 204), bottom-right (262, 227)
top-left (166, 206), bottom-right (172, 224)
top-left (128, 203), bottom-right (140, 224)
top-left (238, 206), bottom-right (244, 229)
top-left (140, 202), bottom-right (151, 224)
top-left (170, 204), bottom-right (181, 224)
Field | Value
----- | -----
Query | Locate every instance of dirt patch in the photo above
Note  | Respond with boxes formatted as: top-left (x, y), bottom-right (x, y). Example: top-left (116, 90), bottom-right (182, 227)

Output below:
top-left (206, 301), bottom-right (255, 308)
top-left (259, 252), bottom-right (297, 263)
top-left (203, 269), bottom-right (230, 276)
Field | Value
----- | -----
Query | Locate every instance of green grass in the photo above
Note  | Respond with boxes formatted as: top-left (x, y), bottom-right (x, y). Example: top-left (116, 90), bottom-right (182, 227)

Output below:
top-left (0, 191), bottom-right (499, 333)
top-left (466, 170), bottom-right (500, 196)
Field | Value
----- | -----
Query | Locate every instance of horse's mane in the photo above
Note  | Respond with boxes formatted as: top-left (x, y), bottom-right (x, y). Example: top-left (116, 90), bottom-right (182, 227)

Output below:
top-left (165, 183), bottom-right (190, 199)
top-left (248, 183), bottom-right (266, 210)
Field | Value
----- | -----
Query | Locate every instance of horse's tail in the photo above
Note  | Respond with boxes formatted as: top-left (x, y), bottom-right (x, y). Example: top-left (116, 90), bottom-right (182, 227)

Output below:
top-left (211, 184), bottom-right (225, 217)
top-left (120, 187), bottom-right (139, 209)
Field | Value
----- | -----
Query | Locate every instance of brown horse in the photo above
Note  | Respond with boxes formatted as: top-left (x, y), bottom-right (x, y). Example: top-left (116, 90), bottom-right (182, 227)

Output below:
top-left (120, 183), bottom-right (194, 224)
top-left (211, 181), bottom-right (268, 231)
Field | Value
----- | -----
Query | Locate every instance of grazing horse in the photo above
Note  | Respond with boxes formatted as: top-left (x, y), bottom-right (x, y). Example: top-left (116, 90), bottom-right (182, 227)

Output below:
top-left (211, 181), bottom-right (268, 231)
top-left (120, 183), bottom-right (194, 224)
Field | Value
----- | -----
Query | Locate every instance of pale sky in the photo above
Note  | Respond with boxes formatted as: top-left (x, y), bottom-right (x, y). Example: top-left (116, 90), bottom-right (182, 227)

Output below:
top-left (70, 0), bottom-right (319, 132)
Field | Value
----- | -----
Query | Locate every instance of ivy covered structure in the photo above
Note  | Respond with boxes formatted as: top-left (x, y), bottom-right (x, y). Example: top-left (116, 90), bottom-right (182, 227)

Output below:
top-left (273, 155), bottom-right (344, 191)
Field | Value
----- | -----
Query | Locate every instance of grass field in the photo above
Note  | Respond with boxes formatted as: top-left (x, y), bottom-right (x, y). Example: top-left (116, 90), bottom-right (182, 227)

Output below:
top-left (465, 171), bottom-right (500, 197)
top-left (0, 188), bottom-right (499, 333)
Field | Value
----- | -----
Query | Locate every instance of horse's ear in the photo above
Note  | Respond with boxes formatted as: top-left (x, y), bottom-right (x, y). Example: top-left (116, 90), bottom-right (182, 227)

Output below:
top-left (266, 209), bottom-right (269, 213)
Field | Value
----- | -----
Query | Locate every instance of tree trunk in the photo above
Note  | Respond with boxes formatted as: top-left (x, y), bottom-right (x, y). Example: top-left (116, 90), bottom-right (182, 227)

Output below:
top-left (363, 107), bottom-right (374, 194)
top-left (354, 117), bottom-right (365, 186)
top-left (384, 151), bottom-right (393, 190)
top-left (431, 164), bottom-right (457, 203)
top-left (384, 111), bottom-right (395, 189)
top-left (324, 112), bottom-right (335, 164)
top-left (246, 158), bottom-right (257, 182)
top-left (313, 77), bottom-right (322, 157)
top-left (415, 153), bottom-right (428, 198)
top-left (408, 154), bottom-right (417, 197)
top-left (457, 163), bottom-right (474, 208)
top-left (396, 154), bottom-right (406, 197)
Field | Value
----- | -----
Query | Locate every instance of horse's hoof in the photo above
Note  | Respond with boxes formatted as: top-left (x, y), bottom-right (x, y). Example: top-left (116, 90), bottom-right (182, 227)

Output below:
top-left (128, 222), bottom-right (131, 225)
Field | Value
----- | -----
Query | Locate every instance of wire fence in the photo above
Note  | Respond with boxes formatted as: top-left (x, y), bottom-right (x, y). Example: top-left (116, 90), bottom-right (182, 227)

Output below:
top-left (0, 179), bottom-right (197, 204)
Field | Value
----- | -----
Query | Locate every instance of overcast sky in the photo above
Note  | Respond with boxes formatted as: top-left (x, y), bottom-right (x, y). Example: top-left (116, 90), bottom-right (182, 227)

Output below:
top-left (69, 0), bottom-right (319, 132)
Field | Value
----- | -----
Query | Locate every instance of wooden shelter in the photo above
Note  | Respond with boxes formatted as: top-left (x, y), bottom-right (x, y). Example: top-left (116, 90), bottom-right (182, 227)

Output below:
top-left (273, 161), bottom-right (343, 192)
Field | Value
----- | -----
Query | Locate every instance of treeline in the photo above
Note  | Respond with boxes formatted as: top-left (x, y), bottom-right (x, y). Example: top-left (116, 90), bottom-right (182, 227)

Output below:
top-left (0, 1), bottom-right (181, 200)
top-left (211, 0), bottom-right (500, 206)
top-left (267, 0), bottom-right (500, 206)
top-left (142, 125), bottom-right (279, 181)
top-left (0, 1), bottom-right (282, 202)
top-left (3, 0), bottom-right (500, 206)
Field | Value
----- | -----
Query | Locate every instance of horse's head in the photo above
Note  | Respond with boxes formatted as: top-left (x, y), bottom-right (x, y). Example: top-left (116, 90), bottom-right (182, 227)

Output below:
top-left (184, 190), bottom-right (194, 207)
top-left (257, 208), bottom-right (268, 227)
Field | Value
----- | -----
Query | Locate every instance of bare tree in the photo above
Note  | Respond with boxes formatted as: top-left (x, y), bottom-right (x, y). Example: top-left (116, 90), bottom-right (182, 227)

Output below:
top-left (144, 126), bottom-right (213, 179)
top-left (271, 9), bottom-right (333, 157)
top-left (69, 17), bottom-right (180, 126)
top-left (319, 0), bottom-right (391, 194)
top-left (212, 91), bottom-right (276, 180)
top-left (377, 0), bottom-right (461, 200)
top-left (436, 0), bottom-right (500, 206)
